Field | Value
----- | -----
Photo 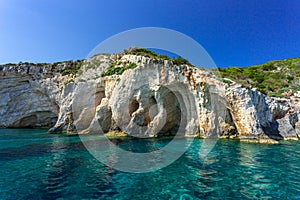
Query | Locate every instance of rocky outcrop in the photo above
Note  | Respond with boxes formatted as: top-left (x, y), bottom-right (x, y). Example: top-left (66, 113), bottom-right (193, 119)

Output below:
top-left (226, 85), bottom-right (300, 142)
top-left (0, 64), bottom-right (64, 128)
top-left (0, 53), bottom-right (299, 143)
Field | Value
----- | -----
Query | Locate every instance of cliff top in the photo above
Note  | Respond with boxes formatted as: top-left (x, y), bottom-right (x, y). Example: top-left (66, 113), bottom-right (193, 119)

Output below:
top-left (0, 47), bottom-right (299, 98)
top-left (218, 57), bottom-right (300, 98)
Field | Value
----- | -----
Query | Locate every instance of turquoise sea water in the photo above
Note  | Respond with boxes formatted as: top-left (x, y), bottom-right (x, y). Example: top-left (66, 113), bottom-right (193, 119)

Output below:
top-left (0, 129), bottom-right (300, 199)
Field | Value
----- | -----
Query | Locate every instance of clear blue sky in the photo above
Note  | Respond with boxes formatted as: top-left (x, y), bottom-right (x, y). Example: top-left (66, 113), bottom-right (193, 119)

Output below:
top-left (0, 0), bottom-right (299, 67)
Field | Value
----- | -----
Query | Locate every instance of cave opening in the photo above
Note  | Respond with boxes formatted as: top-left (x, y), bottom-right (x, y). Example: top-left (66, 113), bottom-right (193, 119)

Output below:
top-left (157, 86), bottom-right (182, 136)
top-left (94, 91), bottom-right (105, 108)
top-left (129, 99), bottom-right (139, 117)
top-left (143, 96), bottom-right (158, 126)
top-left (10, 111), bottom-right (58, 128)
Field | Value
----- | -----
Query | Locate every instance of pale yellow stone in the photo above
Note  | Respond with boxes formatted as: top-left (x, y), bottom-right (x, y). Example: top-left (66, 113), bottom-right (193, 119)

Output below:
top-left (104, 131), bottom-right (128, 137)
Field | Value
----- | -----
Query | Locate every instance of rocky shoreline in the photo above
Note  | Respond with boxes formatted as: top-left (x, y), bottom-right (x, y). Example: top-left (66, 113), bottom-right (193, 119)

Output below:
top-left (0, 51), bottom-right (299, 144)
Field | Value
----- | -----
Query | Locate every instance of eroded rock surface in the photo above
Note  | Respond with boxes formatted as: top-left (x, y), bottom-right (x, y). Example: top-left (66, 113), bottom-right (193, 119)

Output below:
top-left (0, 53), bottom-right (299, 143)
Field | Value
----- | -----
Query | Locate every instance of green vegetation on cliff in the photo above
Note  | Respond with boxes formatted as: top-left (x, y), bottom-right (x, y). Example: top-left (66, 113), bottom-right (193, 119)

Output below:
top-left (1, 48), bottom-right (299, 99)
top-left (0, 60), bottom-right (84, 76)
top-left (125, 47), bottom-right (190, 65)
top-left (102, 62), bottom-right (137, 77)
top-left (101, 48), bottom-right (190, 77)
top-left (60, 60), bottom-right (84, 76)
top-left (217, 58), bottom-right (300, 97)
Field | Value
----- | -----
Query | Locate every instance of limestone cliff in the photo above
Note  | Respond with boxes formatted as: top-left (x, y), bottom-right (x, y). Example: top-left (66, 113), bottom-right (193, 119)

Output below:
top-left (0, 52), bottom-right (299, 143)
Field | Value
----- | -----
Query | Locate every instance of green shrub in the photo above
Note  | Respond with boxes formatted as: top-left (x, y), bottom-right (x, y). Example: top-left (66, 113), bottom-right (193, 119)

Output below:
top-left (217, 57), bottom-right (300, 98)
top-left (60, 60), bottom-right (83, 76)
top-left (287, 76), bottom-right (294, 81)
top-left (126, 48), bottom-right (159, 58)
top-left (171, 56), bottom-right (190, 65)
top-left (125, 47), bottom-right (191, 65)
top-left (261, 63), bottom-right (276, 71)
top-left (102, 62), bottom-right (137, 77)
top-left (292, 87), bottom-right (300, 93)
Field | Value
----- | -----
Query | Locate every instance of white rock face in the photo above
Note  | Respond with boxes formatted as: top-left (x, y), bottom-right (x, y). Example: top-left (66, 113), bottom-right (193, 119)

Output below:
top-left (0, 71), bottom-right (61, 128)
top-left (0, 54), bottom-right (299, 142)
